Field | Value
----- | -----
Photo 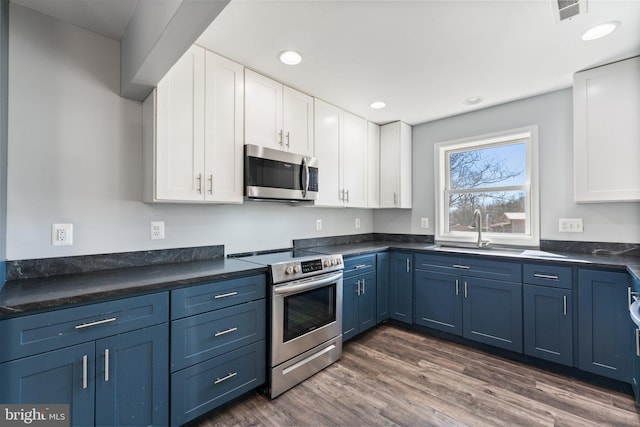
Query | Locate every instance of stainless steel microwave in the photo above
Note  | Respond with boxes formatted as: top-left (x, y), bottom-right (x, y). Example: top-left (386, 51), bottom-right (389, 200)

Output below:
top-left (244, 144), bottom-right (319, 201)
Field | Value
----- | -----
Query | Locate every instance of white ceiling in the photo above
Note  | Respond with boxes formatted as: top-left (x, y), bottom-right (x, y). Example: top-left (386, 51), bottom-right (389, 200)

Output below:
top-left (10, 0), bottom-right (640, 126)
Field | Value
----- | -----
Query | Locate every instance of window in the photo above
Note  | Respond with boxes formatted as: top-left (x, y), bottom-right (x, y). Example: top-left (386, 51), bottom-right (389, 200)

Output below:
top-left (434, 126), bottom-right (539, 247)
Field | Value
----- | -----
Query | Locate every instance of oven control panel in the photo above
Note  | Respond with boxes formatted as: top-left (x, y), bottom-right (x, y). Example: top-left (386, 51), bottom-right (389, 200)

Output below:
top-left (272, 254), bottom-right (343, 284)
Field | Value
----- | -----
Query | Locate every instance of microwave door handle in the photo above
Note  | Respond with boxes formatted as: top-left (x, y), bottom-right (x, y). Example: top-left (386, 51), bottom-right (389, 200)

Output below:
top-left (301, 157), bottom-right (309, 198)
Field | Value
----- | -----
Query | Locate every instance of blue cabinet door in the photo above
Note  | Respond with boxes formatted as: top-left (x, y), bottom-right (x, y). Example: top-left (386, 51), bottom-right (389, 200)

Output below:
top-left (357, 271), bottom-right (377, 334)
top-left (0, 342), bottom-right (95, 427)
top-left (578, 269), bottom-right (632, 382)
top-left (523, 284), bottom-right (573, 366)
top-left (95, 324), bottom-right (169, 427)
top-left (389, 252), bottom-right (413, 324)
top-left (342, 275), bottom-right (359, 342)
top-left (376, 253), bottom-right (390, 323)
top-left (414, 270), bottom-right (463, 336)
top-left (463, 277), bottom-right (523, 353)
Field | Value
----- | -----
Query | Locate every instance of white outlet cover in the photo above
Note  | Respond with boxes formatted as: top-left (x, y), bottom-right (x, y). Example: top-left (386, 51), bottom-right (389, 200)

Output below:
top-left (150, 221), bottom-right (165, 240)
top-left (316, 219), bottom-right (322, 231)
top-left (355, 218), bottom-right (361, 229)
top-left (52, 223), bottom-right (73, 246)
top-left (421, 218), bottom-right (429, 228)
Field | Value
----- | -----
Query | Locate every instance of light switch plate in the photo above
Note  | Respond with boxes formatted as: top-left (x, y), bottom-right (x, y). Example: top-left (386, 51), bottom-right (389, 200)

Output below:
top-left (559, 218), bottom-right (583, 232)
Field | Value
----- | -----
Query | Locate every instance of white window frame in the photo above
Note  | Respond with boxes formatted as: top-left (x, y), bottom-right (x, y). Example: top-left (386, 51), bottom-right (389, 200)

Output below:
top-left (434, 125), bottom-right (540, 248)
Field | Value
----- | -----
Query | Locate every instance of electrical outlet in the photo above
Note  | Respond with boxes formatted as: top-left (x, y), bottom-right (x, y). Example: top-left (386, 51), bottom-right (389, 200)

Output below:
top-left (316, 219), bottom-right (322, 231)
top-left (150, 221), bottom-right (165, 240)
top-left (355, 218), bottom-right (361, 229)
top-left (559, 218), bottom-right (584, 233)
top-left (421, 218), bottom-right (429, 229)
top-left (52, 223), bottom-right (73, 246)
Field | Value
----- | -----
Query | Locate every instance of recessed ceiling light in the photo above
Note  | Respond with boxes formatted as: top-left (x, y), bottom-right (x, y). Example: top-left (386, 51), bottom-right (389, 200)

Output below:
top-left (278, 50), bottom-right (302, 65)
top-left (370, 101), bottom-right (386, 109)
top-left (581, 21), bottom-right (620, 41)
top-left (464, 96), bottom-right (483, 105)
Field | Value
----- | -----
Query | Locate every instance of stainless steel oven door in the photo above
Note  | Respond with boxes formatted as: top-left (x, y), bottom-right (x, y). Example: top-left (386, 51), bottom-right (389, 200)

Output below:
top-left (271, 271), bottom-right (343, 367)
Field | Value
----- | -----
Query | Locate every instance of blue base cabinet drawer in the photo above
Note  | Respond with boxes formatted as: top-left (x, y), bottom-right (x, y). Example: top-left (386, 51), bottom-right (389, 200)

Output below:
top-left (0, 292), bottom-right (169, 363)
top-left (171, 274), bottom-right (266, 319)
top-left (344, 255), bottom-right (376, 277)
top-left (170, 300), bottom-right (266, 371)
top-left (523, 264), bottom-right (572, 289)
top-left (170, 341), bottom-right (266, 427)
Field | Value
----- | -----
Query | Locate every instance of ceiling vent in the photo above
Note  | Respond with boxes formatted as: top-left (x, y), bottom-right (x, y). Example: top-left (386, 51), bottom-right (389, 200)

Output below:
top-left (552, 0), bottom-right (586, 22)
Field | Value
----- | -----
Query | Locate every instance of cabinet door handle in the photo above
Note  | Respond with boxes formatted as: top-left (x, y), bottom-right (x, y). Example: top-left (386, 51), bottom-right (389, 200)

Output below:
top-left (455, 279), bottom-right (459, 296)
top-left (453, 264), bottom-right (470, 270)
top-left (75, 317), bottom-right (117, 329)
top-left (196, 173), bottom-right (202, 194)
top-left (208, 174), bottom-right (213, 195)
top-left (345, 190), bottom-right (349, 203)
top-left (214, 327), bottom-right (238, 337)
top-left (362, 279), bottom-right (366, 295)
top-left (629, 287), bottom-right (633, 308)
top-left (533, 273), bottom-right (559, 280)
top-left (464, 281), bottom-right (468, 298)
top-left (82, 355), bottom-right (88, 389)
top-left (214, 372), bottom-right (237, 385)
top-left (563, 295), bottom-right (567, 316)
top-left (636, 329), bottom-right (640, 357)
top-left (394, 192), bottom-right (398, 205)
top-left (406, 258), bottom-right (411, 273)
top-left (356, 279), bottom-right (361, 296)
top-left (286, 131), bottom-right (290, 147)
top-left (104, 349), bottom-right (109, 382)
top-left (278, 130), bottom-right (283, 146)
top-left (213, 291), bottom-right (238, 300)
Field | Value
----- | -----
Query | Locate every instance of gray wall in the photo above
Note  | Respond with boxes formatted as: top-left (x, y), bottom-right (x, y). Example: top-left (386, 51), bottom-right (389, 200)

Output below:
top-left (374, 89), bottom-right (640, 244)
top-left (6, 5), bottom-right (371, 261)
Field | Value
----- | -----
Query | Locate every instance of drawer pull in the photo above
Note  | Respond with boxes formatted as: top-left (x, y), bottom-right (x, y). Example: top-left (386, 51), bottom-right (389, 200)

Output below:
top-left (636, 329), bottom-right (640, 357)
top-left (75, 317), bottom-right (117, 330)
top-left (453, 264), bottom-right (470, 270)
top-left (82, 355), bottom-right (88, 389)
top-left (533, 273), bottom-right (559, 280)
top-left (214, 372), bottom-right (237, 385)
top-left (354, 264), bottom-right (369, 270)
top-left (213, 291), bottom-right (238, 300)
top-left (214, 327), bottom-right (238, 337)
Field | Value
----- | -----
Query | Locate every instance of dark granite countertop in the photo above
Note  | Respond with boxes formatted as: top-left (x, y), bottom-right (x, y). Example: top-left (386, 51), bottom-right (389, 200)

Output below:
top-left (306, 242), bottom-right (640, 281)
top-left (0, 258), bottom-right (265, 319)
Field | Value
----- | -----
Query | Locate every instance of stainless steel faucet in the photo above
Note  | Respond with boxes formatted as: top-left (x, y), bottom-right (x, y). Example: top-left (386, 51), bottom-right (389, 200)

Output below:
top-left (473, 209), bottom-right (491, 248)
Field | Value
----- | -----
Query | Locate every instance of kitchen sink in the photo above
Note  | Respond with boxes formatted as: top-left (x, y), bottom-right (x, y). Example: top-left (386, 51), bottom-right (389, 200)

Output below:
top-left (630, 299), bottom-right (640, 329)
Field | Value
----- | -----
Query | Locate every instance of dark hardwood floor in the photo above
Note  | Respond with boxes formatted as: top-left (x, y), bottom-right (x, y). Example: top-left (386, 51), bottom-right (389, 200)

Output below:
top-left (195, 324), bottom-right (640, 426)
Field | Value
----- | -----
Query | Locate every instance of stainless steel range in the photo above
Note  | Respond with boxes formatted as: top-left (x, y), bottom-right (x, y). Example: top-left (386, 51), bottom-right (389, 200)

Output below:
top-left (238, 250), bottom-right (344, 398)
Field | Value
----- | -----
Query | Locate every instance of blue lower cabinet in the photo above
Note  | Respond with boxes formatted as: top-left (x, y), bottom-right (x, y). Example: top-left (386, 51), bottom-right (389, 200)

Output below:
top-left (523, 285), bottom-right (573, 366)
top-left (170, 341), bottom-right (266, 426)
top-left (0, 342), bottom-right (96, 426)
top-left (95, 324), bottom-right (169, 427)
top-left (463, 277), bottom-right (523, 353)
top-left (578, 269), bottom-right (632, 383)
top-left (414, 270), bottom-right (462, 336)
top-left (376, 253), bottom-right (390, 323)
top-left (343, 271), bottom-right (377, 342)
top-left (389, 252), bottom-right (413, 324)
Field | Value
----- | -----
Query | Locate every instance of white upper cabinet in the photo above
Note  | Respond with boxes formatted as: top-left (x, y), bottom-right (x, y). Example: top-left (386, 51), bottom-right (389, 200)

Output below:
top-left (314, 99), bottom-right (343, 207)
top-left (342, 112), bottom-right (368, 208)
top-left (380, 121), bottom-right (412, 208)
top-left (245, 70), bottom-right (314, 157)
top-left (314, 100), bottom-right (368, 208)
top-left (143, 46), bottom-right (244, 203)
top-left (573, 56), bottom-right (640, 202)
top-left (367, 122), bottom-right (380, 208)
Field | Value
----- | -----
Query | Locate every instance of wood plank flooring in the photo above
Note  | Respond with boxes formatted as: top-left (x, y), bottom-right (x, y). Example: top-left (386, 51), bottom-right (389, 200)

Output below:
top-left (195, 324), bottom-right (640, 426)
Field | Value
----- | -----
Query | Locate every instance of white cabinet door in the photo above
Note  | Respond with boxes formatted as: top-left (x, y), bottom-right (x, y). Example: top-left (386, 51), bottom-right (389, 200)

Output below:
top-left (367, 122), bottom-right (380, 208)
top-left (204, 51), bottom-right (244, 203)
top-left (154, 45), bottom-right (205, 202)
top-left (283, 86), bottom-right (314, 157)
top-left (244, 69), bottom-right (283, 150)
top-left (314, 99), bottom-right (343, 207)
top-left (380, 121), bottom-right (412, 208)
top-left (342, 112), bottom-right (367, 208)
top-left (573, 57), bottom-right (640, 202)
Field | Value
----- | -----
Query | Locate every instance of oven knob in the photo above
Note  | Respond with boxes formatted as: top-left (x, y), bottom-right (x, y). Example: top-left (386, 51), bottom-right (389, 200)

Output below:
top-left (323, 260), bottom-right (331, 267)
top-left (285, 266), bottom-right (293, 275)
top-left (332, 258), bottom-right (338, 266)
top-left (293, 265), bottom-right (301, 273)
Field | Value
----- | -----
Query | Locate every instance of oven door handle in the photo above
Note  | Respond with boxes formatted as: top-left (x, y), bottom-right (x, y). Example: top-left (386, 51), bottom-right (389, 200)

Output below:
top-left (273, 272), bottom-right (343, 296)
